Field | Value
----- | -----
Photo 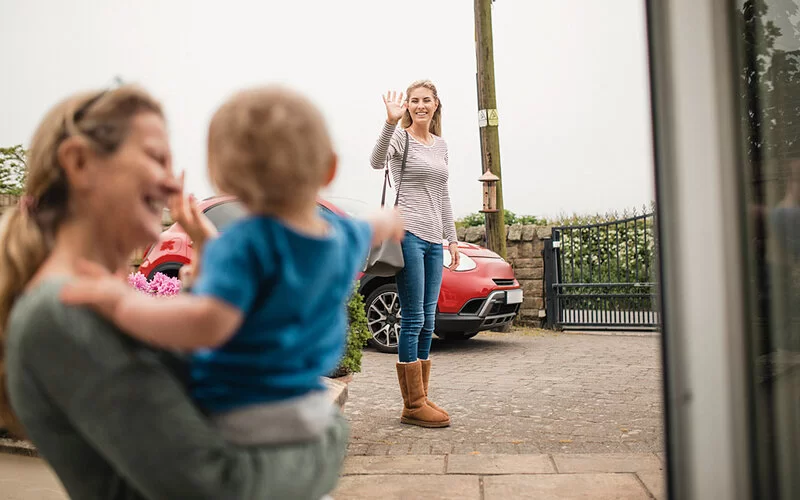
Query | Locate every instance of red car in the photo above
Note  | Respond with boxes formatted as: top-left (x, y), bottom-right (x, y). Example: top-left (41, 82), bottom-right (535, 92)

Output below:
top-left (139, 196), bottom-right (523, 353)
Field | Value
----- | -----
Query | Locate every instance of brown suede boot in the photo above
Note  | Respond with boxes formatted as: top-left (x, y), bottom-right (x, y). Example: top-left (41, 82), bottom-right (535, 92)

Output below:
top-left (396, 361), bottom-right (450, 428)
top-left (420, 359), bottom-right (449, 417)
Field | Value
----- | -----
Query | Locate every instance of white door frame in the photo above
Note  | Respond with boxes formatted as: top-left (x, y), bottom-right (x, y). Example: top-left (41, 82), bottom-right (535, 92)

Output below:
top-left (646, 0), bottom-right (753, 498)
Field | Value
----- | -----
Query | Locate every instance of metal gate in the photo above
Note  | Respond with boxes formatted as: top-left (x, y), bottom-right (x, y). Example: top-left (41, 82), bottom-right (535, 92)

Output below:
top-left (544, 213), bottom-right (659, 330)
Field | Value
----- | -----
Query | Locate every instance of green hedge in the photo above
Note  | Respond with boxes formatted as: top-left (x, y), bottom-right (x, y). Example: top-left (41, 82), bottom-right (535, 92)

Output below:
top-left (456, 209), bottom-right (547, 229)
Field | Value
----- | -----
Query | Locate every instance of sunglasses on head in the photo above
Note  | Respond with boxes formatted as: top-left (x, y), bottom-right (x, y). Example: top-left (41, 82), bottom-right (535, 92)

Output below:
top-left (73, 90), bottom-right (108, 123)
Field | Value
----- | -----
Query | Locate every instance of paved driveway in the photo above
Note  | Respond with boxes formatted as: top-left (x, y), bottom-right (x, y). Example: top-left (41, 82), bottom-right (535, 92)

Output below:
top-left (344, 329), bottom-right (665, 456)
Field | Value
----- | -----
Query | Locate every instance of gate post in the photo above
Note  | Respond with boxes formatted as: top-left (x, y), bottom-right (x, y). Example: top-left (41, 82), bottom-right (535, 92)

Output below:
top-left (543, 233), bottom-right (558, 329)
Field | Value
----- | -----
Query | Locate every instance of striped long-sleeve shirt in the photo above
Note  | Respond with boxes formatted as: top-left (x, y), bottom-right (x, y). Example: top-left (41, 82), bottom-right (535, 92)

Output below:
top-left (370, 121), bottom-right (458, 245)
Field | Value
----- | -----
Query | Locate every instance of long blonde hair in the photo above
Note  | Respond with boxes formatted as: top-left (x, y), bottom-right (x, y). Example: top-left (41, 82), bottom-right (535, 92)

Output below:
top-left (401, 79), bottom-right (443, 136)
top-left (0, 85), bottom-right (163, 437)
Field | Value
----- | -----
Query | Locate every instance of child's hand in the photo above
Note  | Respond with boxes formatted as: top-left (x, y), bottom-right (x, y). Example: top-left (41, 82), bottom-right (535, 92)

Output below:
top-left (388, 209), bottom-right (405, 242)
top-left (369, 208), bottom-right (405, 247)
top-left (170, 172), bottom-right (218, 250)
top-left (179, 264), bottom-right (196, 289)
top-left (60, 259), bottom-right (134, 322)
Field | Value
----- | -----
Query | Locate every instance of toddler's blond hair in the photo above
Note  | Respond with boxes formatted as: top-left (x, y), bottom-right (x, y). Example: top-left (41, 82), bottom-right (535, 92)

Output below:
top-left (208, 85), bottom-right (334, 213)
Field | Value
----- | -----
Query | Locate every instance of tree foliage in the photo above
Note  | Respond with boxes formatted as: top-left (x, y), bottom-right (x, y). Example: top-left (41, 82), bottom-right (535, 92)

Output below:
top-left (0, 145), bottom-right (27, 195)
top-left (739, 0), bottom-right (800, 188)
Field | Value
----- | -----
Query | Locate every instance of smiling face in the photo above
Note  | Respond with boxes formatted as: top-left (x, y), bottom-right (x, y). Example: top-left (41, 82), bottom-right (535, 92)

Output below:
top-left (74, 112), bottom-right (178, 251)
top-left (407, 86), bottom-right (438, 129)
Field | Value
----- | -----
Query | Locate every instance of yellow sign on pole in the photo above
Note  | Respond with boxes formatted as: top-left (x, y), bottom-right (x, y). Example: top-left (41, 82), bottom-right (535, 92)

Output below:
top-left (487, 108), bottom-right (499, 126)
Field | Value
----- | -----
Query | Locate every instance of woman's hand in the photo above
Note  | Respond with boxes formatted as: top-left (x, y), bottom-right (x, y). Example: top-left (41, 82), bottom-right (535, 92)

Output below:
top-left (169, 172), bottom-right (218, 251)
top-left (383, 91), bottom-right (407, 125)
top-left (449, 242), bottom-right (460, 271)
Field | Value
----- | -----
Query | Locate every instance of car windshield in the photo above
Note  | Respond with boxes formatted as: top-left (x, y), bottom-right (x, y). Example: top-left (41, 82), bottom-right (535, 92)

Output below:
top-left (203, 201), bottom-right (247, 230)
top-left (323, 196), bottom-right (371, 217)
top-left (199, 197), bottom-right (372, 230)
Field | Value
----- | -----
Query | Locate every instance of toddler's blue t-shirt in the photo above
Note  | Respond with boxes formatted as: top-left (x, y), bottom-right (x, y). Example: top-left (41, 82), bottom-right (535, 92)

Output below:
top-left (189, 209), bottom-right (373, 413)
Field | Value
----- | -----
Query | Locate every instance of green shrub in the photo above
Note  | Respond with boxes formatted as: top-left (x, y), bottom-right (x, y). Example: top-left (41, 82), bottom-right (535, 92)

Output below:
top-left (455, 203), bottom-right (657, 229)
top-left (455, 212), bottom-right (486, 229)
top-left (456, 209), bottom-right (548, 229)
top-left (513, 214), bottom-right (548, 226)
top-left (331, 282), bottom-right (371, 378)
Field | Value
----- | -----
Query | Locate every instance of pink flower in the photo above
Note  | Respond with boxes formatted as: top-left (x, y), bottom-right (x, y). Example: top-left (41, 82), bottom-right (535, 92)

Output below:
top-left (152, 272), bottom-right (182, 297)
top-left (128, 272), bottom-right (150, 293)
top-left (128, 271), bottom-right (181, 297)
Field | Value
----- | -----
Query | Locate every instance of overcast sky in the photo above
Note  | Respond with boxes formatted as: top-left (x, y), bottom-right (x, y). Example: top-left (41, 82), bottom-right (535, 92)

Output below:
top-left (1, 0), bottom-right (655, 220)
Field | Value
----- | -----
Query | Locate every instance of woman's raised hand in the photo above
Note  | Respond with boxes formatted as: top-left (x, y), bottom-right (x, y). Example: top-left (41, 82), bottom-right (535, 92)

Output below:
top-left (383, 91), bottom-right (407, 125)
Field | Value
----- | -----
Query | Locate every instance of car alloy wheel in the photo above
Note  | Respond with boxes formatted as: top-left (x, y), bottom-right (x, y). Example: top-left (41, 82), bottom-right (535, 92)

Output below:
top-left (364, 284), bottom-right (401, 354)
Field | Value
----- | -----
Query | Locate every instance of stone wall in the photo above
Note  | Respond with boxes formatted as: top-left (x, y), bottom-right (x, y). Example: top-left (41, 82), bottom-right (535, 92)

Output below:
top-left (456, 224), bottom-right (551, 327)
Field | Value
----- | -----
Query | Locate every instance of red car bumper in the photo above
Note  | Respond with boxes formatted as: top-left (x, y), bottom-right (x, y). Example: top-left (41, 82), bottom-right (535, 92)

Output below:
top-left (436, 256), bottom-right (521, 334)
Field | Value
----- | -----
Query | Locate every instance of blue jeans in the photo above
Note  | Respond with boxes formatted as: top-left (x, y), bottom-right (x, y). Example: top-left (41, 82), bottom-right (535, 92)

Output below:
top-left (396, 232), bottom-right (444, 363)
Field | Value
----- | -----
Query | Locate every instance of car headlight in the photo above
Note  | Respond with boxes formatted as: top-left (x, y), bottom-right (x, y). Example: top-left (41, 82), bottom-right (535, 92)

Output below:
top-left (442, 252), bottom-right (477, 271)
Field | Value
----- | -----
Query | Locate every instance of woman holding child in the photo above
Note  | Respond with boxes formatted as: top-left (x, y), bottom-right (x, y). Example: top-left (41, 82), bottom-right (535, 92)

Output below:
top-left (0, 84), bottom-right (399, 499)
top-left (370, 79), bottom-right (458, 428)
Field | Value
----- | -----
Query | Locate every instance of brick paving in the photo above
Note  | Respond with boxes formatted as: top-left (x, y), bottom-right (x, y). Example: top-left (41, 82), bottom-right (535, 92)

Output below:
top-left (344, 329), bottom-right (665, 456)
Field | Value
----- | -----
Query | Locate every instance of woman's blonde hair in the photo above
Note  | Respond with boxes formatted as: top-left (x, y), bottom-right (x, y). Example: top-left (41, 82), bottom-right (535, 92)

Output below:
top-left (401, 79), bottom-right (443, 136)
top-left (207, 85), bottom-right (334, 214)
top-left (0, 85), bottom-right (163, 437)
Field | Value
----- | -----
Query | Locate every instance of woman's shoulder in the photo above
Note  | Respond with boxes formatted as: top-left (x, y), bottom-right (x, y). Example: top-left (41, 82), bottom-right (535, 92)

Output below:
top-left (390, 126), bottom-right (407, 144)
top-left (8, 278), bottom-right (129, 357)
top-left (10, 278), bottom-right (72, 331)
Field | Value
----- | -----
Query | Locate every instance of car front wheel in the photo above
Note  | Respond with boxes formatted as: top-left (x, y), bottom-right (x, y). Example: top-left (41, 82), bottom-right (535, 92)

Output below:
top-left (146, 264), bottom-right (182, 281)
top-left (364, 284), bottom-right (401, 354)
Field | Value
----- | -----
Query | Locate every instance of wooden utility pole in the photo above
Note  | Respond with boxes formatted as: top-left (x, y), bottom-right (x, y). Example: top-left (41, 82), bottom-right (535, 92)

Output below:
top-left (474, 0), bottom-right (507, 259)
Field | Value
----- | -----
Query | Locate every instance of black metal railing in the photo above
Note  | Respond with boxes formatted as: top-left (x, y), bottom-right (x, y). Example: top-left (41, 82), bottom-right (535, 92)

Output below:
top-left (545, 213), bottom-right (660, 330)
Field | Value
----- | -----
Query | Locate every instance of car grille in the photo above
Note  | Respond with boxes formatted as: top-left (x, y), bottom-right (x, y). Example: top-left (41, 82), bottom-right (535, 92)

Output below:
top-left (459, 299), bottom-right (484, 315)
top-left (493, 279), bottom-right (515, 286)
top-left (488, 302), bottom-right (520, 316)
top-left (458, 298), bottom-right (520, 317)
